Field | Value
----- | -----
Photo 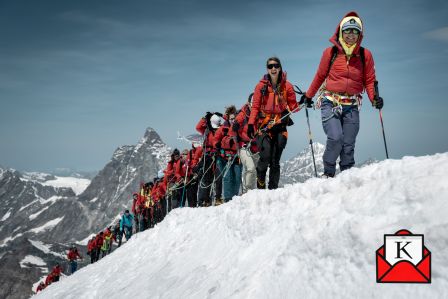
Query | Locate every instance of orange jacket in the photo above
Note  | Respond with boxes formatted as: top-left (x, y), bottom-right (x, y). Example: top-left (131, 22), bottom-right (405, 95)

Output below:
top-left (305, 11), bottom-right (376, 102)
top-left (151, 180), bottom-right (166, 202)
top-left (95, 234), bottom-right (104, 249)
top-left (45, 273), bottom-right (54, 286)
top-left (67, 248), bottom-right (82, 261)
top-left (214, 122), bottom-right (238, 156)
top-left (192, 146), bottom-right (203, 167)
top-left (231, 103), bottom-right (251, 143)
top-left (195, 118), bottom-right (217, 153)
top-left (174, 158), bottom-right (193, 182)
top-left (36, 283), bottom-right (46, 292)
top-left (163, 160), bottom-right (177, 185)
top-left (248, 72), bottom-right (298, 126)
top-left (87, 238), bottom-right (96, 252)
top-left (51, 265), bottom-right (62, 277)
top-left (136, 194), bottom-right (146, 212)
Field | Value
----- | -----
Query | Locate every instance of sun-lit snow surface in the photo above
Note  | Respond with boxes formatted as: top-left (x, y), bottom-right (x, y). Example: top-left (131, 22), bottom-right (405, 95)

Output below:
top-left (20, 170), bottom-right (91, 194)
top-left (29, 239), bottom-right (66, 259)
top-left (20, 255), bottom-right (47, 268)
top-left (41, 176), bottom-right (91, 195)
top-left (34, 153), bottom-right (448, 299)
top-left (28, 217), bottom-right (64, 234)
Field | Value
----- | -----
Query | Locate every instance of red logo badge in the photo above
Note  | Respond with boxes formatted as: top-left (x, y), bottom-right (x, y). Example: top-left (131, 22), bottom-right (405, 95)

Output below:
top-left (376, 229), bottom-right (431, 283)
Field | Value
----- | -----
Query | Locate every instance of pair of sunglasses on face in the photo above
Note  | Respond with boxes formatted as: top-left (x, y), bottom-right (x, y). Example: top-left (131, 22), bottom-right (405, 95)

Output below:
top-left (267, 63), bottom-right (281, 69)
top-left (342, 29), bottom-right (360, 35)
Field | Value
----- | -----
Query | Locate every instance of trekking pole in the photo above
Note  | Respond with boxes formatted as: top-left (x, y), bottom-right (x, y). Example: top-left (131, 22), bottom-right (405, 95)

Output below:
top-left (374, 81), bottom-right (389, 159)
top-left (180, 164), bottom-right (189, 208)
top-left (293, 85), bottom-right (318, 177)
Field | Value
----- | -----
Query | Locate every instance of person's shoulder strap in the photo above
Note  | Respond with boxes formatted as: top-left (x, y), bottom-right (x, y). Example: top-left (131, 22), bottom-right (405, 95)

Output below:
top-left (261, 82), bottom-right (268, 97)
top-left (359, 46), bottom-right (365, 67)
top-left (360, 46), bottom-right (366, 84)
top-left (326, 45), bottom-right (338, 78)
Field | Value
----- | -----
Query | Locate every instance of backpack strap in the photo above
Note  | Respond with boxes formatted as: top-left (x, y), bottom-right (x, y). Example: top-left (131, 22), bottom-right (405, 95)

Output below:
top-left (359, 47), bottom-right (366, 85)
top-left (326, 46), bottom-right (366, 81)
top-left (261, 83), bottom-right (268, 97)
top-left (325, 46), bottom-right (339, 79)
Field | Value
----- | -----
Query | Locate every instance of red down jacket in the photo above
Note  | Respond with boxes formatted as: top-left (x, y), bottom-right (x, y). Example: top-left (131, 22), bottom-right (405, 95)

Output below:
top-left (305, 11), bottom-right (376, 102)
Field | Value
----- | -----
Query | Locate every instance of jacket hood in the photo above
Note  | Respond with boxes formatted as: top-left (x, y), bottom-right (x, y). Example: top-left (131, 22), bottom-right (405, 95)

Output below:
top-left (330, 11), bottom-right (364, 53)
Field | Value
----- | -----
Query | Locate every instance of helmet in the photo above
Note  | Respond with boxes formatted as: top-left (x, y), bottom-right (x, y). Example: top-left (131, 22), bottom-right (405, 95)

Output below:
top-left (157, 170), bottom-right (164, 179)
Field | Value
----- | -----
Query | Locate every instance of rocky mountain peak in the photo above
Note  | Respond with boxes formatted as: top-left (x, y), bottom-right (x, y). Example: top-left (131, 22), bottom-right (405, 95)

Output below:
top-left (280, 142), bottom-right (326, 186)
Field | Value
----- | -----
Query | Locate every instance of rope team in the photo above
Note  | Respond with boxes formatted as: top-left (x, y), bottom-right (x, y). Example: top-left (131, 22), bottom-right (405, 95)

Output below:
top-left (35, 11), bottom-right (387, 294)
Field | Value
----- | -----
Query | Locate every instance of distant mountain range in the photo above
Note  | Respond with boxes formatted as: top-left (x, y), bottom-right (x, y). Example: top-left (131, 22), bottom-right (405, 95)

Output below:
top-left (0, 127), bottom-right (171, 299)
top-left (48, 168), bottom-right (98, 180)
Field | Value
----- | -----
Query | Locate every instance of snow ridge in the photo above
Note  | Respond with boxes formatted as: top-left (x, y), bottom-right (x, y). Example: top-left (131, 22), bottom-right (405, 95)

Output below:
top-left (34, 152), bottom-right (448, 299)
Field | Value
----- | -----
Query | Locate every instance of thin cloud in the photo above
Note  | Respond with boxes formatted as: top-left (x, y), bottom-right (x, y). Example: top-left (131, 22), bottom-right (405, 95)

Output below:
top-left (424, 27), bottom-right (448, 42)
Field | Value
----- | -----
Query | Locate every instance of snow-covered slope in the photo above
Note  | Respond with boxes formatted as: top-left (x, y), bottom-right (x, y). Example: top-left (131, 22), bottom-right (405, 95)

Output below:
top-left (34, 153), bottom-right (448, 299)
top-left (40, 177), bottom-right (90, 195)
top-left (21, 171), bottom-right (91, 195)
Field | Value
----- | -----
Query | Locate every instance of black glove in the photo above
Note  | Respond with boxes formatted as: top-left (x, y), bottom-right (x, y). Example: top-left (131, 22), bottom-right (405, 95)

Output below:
top-left (247, 124), bottom-right (255, 139)
top-left (232, 122), bottom-right (240, 132)
top-left (205, 111), bottom-right (213, 120)
top-left (374, 97), bottom-right (384, 109)
top-left (299, 94), bottom-right (314, 108)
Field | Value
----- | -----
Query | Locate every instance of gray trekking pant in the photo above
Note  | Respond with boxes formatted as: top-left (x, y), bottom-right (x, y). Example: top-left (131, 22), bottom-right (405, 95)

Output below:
top-left (321, 100), bottom-right (360, 175)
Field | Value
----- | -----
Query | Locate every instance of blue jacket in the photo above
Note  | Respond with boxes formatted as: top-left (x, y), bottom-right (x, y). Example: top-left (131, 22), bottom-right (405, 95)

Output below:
top-left (120, 213), bottom-right (134, 230)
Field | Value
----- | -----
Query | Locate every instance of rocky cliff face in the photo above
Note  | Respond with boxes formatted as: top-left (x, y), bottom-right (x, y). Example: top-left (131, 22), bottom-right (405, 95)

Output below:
top-left (77, 127), bottom-right (171, 234)
top-left (0, 127), bottom-right (171, 299)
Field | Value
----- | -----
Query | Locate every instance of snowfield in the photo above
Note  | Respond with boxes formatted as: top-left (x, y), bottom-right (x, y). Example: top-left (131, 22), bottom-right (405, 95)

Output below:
top-left (28, 217), bottom-right (64, 234)
top-left (20, 255), bottom-right (47, 269)
top-left (34, 153), bottom-right (448, 299)
top-left (41, 176), bottom-right (91, 195)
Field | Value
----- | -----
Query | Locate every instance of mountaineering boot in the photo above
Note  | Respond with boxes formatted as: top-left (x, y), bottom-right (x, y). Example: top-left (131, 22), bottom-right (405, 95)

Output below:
top-left (215, 198), bottom-right (224, 206)
top-left (268, 165), bottom-right (280, 190)
top-left (321, 173), bottom-right (335, 179)
top-left (257, 178), bottom-right (266, 189)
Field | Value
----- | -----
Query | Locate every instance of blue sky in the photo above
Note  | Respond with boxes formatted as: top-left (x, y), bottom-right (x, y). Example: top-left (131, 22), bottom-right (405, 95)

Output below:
top-left (1, 0), bottom-right (447, 172)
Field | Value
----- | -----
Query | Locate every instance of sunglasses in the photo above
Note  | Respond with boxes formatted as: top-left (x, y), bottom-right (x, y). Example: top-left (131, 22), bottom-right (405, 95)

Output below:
top-left (267, 63), bottom-right (281, 69)
top-left (342, 29), bottom-right (360, 35)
